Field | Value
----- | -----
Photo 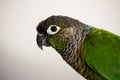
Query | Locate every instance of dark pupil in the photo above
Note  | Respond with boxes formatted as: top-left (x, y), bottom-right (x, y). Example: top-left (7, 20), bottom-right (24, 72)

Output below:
top-left (51, 26), bottom-right (57, 32)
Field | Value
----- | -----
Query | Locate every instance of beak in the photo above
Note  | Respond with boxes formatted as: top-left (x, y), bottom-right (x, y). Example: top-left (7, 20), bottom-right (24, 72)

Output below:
top-left (36, 33), bottom-right (49, 50)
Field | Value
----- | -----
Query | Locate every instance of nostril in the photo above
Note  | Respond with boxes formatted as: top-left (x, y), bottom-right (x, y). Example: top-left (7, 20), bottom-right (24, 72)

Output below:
top-left (36, 27), bottom-right (40, 32)
top-left (36, 27), bottom-right (47, 34)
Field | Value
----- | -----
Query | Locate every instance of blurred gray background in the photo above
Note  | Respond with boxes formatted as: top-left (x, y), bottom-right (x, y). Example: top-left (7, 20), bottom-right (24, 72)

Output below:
top-left (0, 0), bottom-right (120, 80)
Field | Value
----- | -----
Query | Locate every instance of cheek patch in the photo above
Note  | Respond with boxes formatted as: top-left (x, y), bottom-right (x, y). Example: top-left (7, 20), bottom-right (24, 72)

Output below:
top-left (60, 27), bottom-right (75, 39)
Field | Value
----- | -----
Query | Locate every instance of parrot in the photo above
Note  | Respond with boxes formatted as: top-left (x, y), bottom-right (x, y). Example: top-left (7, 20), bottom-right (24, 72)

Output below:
top-left (36, 15), bottom-right (120, 80)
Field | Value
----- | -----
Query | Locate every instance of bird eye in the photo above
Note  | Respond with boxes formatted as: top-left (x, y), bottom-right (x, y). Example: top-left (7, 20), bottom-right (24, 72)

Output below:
top-left (47, 25), bottom-right (60, 35)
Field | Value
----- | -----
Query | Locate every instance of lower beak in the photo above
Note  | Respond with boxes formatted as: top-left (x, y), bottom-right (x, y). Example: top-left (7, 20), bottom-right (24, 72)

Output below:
top-left (36, 33), bottom-right (49, 50)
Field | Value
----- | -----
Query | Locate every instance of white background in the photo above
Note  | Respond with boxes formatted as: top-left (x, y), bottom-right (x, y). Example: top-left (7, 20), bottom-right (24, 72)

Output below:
top-left (0, 0), bottom-right (120, 80)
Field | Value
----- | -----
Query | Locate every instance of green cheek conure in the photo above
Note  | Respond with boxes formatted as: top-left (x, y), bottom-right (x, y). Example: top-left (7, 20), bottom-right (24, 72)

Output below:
top-left (36, 15), bottom-right (120, 80)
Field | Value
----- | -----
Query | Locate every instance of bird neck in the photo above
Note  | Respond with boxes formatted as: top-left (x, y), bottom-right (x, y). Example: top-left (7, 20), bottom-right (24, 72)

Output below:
top-left (60, 26), bottom-right (106, 80)
top-left (59, 25), bottom-right (87, 64)
top-left (58, 24), bottom-right (90, 75)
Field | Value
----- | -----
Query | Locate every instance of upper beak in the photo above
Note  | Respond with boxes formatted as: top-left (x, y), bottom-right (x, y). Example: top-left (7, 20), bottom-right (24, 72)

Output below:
top-left (36, 33), bottom-right (49, 50)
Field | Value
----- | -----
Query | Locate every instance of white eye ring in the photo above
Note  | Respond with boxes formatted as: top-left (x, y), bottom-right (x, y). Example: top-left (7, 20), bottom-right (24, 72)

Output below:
top-left (47, 25), bottom-right (60, 35)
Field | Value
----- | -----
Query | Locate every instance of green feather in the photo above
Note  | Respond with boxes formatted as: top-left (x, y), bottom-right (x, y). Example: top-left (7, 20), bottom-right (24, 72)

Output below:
top-left (83, 27), bottom-right (120, 80)
top-left (48, 21), bottom-right (66, 52)
top-left (48, 33), bottom-right (66, 52)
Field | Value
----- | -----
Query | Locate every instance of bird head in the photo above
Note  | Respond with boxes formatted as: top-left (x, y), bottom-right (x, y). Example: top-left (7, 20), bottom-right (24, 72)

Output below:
top-left (36, 15), bottom-right (87, 53)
